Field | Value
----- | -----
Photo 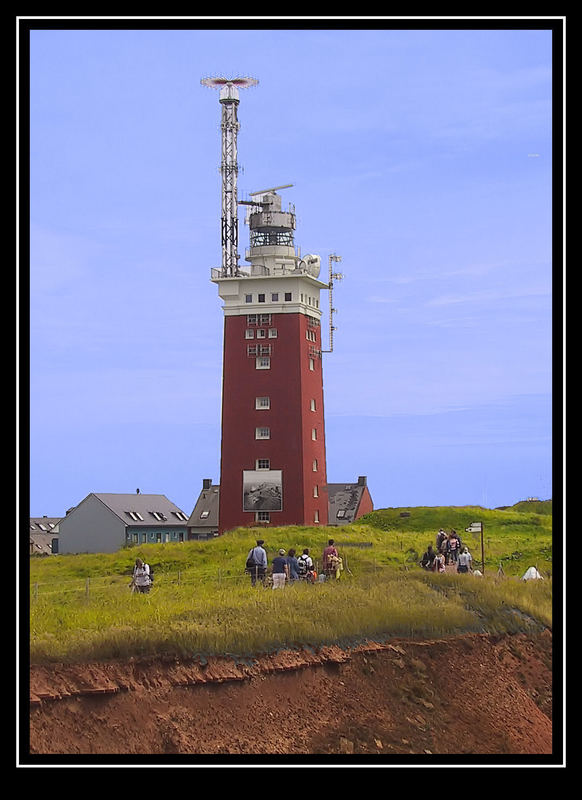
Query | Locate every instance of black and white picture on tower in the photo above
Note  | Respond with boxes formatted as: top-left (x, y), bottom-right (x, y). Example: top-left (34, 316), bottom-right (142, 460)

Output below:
top-left (242, 470), bottom-right (283, 511)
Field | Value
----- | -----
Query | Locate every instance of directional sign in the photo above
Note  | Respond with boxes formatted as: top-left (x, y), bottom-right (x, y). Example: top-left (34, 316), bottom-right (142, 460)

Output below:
top-left (465, 522), bottom-right (482, 533)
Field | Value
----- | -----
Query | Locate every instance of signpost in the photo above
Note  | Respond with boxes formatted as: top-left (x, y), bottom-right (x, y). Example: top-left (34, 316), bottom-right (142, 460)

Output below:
top-left (465, 521), bottom-right (485, 573)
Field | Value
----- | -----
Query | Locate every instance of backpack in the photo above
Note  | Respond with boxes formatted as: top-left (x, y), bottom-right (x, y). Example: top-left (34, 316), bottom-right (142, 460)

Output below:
top-left (146, 564), bottom-right (154, 583)
top-left (245, 549), bottom-right (258, 571)
top-left (297, 555), bottom-right (309, 576)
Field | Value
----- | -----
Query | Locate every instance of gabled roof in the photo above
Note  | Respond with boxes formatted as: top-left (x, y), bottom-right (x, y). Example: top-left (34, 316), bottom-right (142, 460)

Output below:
top-left (89, 493), bottom-right (189, 526)
top-left (187, 484), bottom-right (220, 528)
top-left (327, 480), bottom-right (368, 524)
top-left (30, 517), bottom-right (61, 532)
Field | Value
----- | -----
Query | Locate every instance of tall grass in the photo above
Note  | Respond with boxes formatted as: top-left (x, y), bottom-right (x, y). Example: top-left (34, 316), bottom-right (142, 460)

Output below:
top-left (28, 509), bottom-right (553, 664)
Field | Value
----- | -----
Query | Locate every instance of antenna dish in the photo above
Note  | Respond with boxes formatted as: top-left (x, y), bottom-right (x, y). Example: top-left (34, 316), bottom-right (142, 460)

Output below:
top-left (300, 254), bottom-right (321, 278)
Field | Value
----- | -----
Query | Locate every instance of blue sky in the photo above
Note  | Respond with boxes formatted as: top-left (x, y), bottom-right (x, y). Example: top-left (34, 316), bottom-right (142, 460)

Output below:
top-left (26, 24), bottom-right (556, 517)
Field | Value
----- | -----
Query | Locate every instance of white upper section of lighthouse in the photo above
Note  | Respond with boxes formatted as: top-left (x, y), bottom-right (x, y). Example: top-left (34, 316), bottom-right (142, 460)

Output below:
top-left (203, 75), bottom-right (327, 317)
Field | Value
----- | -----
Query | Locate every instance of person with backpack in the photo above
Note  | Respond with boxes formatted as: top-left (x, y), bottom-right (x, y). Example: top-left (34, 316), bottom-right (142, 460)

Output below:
top-left (131, 557), bottom-right (152, 593)
top-left (448, 531), bottom-right (460, 565)
top-left (297, 548), bottom-right (315, 582)
top-left (246, 539), bottom-right (268, 586)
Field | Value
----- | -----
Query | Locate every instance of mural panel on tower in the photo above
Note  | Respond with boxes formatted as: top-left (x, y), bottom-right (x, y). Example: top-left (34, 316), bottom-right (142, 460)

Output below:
top-left (242, 470), bottom-right (283, 511)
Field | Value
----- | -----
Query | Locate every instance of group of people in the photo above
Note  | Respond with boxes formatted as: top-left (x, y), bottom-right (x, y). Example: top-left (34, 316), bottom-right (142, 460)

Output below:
top-left (245, 538), bottom-right (343, 588)
top-left (420, 528), bottom-right (474, 574)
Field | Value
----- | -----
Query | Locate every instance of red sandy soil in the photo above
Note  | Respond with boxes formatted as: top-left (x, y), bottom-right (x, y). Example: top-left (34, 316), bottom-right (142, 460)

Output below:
top-left (28, 630), bottom-right (554, 759)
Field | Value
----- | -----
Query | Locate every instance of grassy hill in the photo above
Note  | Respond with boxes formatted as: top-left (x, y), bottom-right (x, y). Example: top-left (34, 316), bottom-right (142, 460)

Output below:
top-left (28, 506), bottom-right (552, 665)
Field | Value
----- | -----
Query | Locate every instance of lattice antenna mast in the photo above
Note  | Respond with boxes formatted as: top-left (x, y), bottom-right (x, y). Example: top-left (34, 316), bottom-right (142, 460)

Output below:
top-left (201, 76), bottom-right (259, 277)
top-left (322, 254), bottom-right (343, 353)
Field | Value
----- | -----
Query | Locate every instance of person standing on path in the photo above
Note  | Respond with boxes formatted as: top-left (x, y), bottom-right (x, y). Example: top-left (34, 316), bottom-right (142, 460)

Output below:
top-left (271, 548), bottom-right (289, 589)
top-left (246, 539), bottom-right (268, 586)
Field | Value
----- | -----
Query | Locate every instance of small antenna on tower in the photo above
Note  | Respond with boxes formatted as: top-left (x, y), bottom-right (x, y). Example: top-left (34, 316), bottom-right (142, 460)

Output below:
top-left (322, 254), bottom-right (343, 354)
top-left (201, 76), bottom-right (259, 277)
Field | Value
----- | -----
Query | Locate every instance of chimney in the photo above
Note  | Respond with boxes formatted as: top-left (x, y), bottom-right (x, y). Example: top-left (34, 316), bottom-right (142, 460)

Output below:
top-left (202, 478), bottom-right (212, 491)
top-left (357, 476), bottom-right (367, 486)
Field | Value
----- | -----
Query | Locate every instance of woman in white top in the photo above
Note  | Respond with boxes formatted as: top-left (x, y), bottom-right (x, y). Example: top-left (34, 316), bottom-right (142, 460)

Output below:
top-left (457, 547), bottom-right (473, 574)
top-left (132, 558), bottom-right (151, 593)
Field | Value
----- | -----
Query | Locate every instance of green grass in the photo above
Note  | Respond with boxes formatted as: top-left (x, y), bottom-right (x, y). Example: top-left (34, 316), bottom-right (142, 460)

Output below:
top-left (28, 506), bottom-right (553, 665)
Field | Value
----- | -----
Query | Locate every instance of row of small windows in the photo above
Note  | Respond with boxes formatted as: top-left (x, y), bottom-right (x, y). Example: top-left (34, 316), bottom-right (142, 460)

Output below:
top-left (125, 510), bottom-right (188, 522)
top-left (244, 294), bottom-right (320, 308)
top-left (246, 293), bottom-right (292, 304)
top-left (245, 328), bottom-right (277, 339)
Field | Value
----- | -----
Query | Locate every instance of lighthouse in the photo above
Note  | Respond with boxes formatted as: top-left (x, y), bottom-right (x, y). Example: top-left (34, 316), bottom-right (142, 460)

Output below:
top-left (202, 76), bottom-right (339, 534)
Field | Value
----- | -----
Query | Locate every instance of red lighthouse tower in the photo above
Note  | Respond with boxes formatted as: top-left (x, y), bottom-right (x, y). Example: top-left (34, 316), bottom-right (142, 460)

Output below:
top-left (203, 76), bottom-right (339, 534)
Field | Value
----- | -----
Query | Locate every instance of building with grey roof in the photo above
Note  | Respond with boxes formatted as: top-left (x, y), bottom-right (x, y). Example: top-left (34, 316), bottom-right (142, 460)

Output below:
top-left (327, 476), bottom-right (374, 526)
top-left (187, 479), bottom-right (220, 539)
top-left (57, 492), bottom-right (189, 554)
top-left (29, 517), bottom-right (60, 556)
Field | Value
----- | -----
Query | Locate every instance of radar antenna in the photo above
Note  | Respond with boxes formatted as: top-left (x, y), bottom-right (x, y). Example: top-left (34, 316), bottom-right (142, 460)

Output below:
top-left (201, 76), bottom-right (259, 277)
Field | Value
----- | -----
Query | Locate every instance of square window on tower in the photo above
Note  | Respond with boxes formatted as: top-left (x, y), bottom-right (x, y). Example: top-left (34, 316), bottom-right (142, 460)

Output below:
top-left (268, 328), bottom-right (277, 338)
top-left (245, 329), bottom-right (255, 339)
top-left (256, 458), bottom-right (270, 470)
top-left (256, 427), bottom-right (270, 439)
top-left (258, 294), bottom-right (265, 303)
top-left (256, 396), bottom-right (270, 409)
top-left (245, 294), bottom-right (253, 303)
top-left (256, 357), bottom-right (271, 370)
top-left (284, 292), bottom-right (292, 302)
top-left (271, 293), bottom-right (278, 302)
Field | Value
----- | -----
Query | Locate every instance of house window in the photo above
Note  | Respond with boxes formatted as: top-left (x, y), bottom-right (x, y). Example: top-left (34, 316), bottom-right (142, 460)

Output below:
top-left (256, 427), bottom-right (271, 439)
top-left (245, 294), bottom-right (252, 303)
top-left (256, 458), bottom-right (270, 470)
top-left (245, 329), bottom-right (255, 339)
top-left (259, 313), bottom-right (271, 325)
top-left (268, 328), bottom-right (277, 338)
top-left (312, 428), bottom-right (317, 440)
top-left (313, 459), bottom-right (318, 472)
top-left (247, 344), bottom-right (258, 356)
top-left (337, 509), bottom-right (346, 519)
top-left (309, 358), bottom-right (315, 371)
top-left (126, 511), bottom-right (144, 521)
top-left (256, 511), bottom-right (270, 522)
top-left (256, 396), bottom-right (270, 409)
top-left (247, 314), bottom-right (257, 325)
top-left (314, 509), bottom-right (320, 523)
top-left (310, 398), bottom-right (316, 411)
top-left (257, 328), bottom-right (266, 338)
top-left (256, 357), bottom-right (271, 369)
top-left (258, 293), bottom-right (265, 303)
top-left (259, 344), bottom-right (271, 355)
top-left (200, 510), bottom-right (210, 519)
top-left (284, 292), bottom-right (292, 301)
top-left (313, 485), bottom-right (319, 498)
top-left (271, 293), bottom-right (278, 302)
top-left (172, 511), bottom-right (188, 521)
